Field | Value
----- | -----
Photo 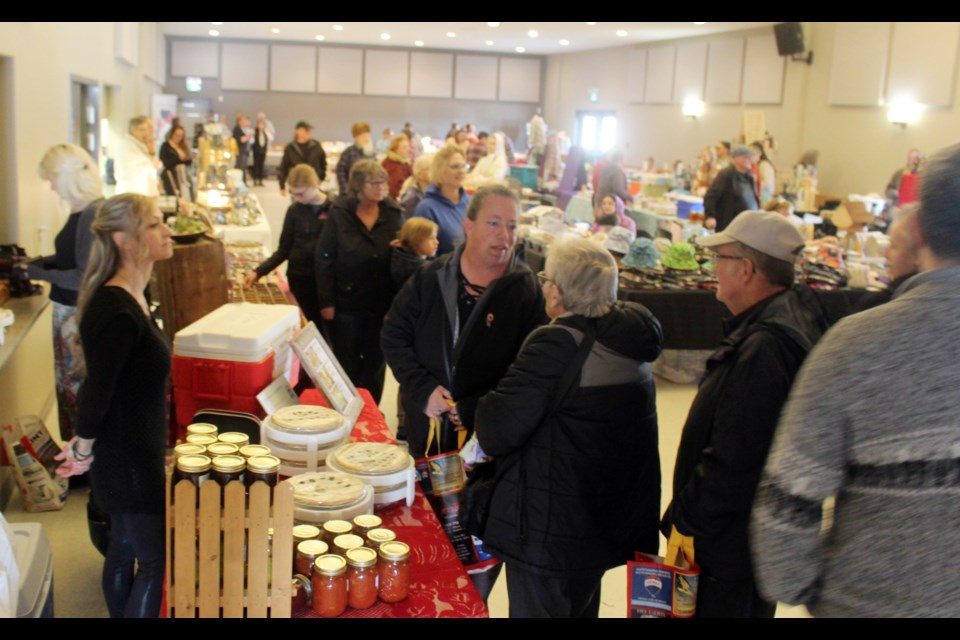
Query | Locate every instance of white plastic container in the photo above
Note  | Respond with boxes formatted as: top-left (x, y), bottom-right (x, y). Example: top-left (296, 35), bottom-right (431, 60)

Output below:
top-left (10, 523), bottom-right (54, 618)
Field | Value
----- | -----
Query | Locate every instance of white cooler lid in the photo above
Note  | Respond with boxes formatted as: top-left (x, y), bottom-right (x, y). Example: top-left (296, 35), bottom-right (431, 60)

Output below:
top-left (173, 303), bottom-right (301, 362)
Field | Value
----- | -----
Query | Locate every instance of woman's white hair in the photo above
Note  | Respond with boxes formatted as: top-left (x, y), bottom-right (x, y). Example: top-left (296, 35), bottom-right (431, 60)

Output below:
top-left (546, 236), bottom-right (618, 318)
top-left (38, 144), bottom-right (103, 212)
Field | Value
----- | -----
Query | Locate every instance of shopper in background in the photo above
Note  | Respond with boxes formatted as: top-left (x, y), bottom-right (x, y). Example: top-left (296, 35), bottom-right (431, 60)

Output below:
top-left (398, 153), bottom-right (434, 220)
top-left (159, 124), bottom-right (192, 196)
top-left (704, 145), bottom-right (760, 232)
top-left (376, 127), bottom-right (393, 158)
top-left (54, 193), bottom-right (173, 618)
top-left (694, 145), bottom-right (717, 195)
top-left (115, 115), bottom-right (161, 197)
top-left (751, 144), bottom-right (960, 618)
top-left (245, 165), bottom-right (329, 326)
top-left (381, 134), bottom-right (413, 199)
top-left (592, 194), bottom-right (637, 238)
top-left (277, 121), bottom-right (326, 198)
top-left (390, 216), bottom-right (439, 289)
top-left (232, 114), bottom-right (253, 180)
top-left (662, 210), bottom-right (825, 618)
top-left (475, 237), bottom-right (663, 618)
top-left (28, 144), bottom-right (105, 442)
top-left (316, 159), bottom-right (402, 404)
top-left (595, 148), bottom-right (633, 207)
top-left (465, 131), bottom-right (490, 170)
top-left (710, 140), bottom-right (732, 182)
top-left (854, 204), bottom-right (920, 312)
top-left (750, 141), bottom-right (777, 205)
top-left (885, 148), bottom-right (923, 208)
top-left (411, 145), bottom-right (471, 255)
top-left (464, 132), bottom-right (509, 189)
top-left (336, 121), bottom-right (376, 195)
top-left (250, 114), bottom-right (273, 187)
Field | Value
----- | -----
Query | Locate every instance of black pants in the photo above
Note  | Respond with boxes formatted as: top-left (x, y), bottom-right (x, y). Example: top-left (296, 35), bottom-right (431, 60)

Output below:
top-left (102, 512), bottom-right (165, 618)
top-left (694, 573), bottom-right (776, 618)
top-left (505, 564), bottom-right (605, 618)
top-left (252, 148), bottom-right (267, 185)
top-left (286, 274), bottom-right (321, 327)
top-left (330, 311), bottom-right (386, 404)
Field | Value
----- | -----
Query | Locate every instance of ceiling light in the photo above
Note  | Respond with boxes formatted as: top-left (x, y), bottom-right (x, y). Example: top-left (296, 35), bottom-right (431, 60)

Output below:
top-left (315, 35), bottom-right (325, 41)
top-left (616, 30), bottom-right (628, 37)
top-left (487, 22), bottom-right (500, 27)
top-left (587, 22), bottom-right (596, 26)
top-left (447, 32), bottom-right (456, 38)
top-left (380, 33), bottom-right (391, 41)
top-left (271, 28), bottom-right (280, 34)
top-left (485, 40), bottom-right (494, 46)
top-left (694, 22), bottom-right (706, 25)
top-left (528, 30), bottom-right (538, 38)
top-left (333, 25), bottom-right (344, 31)
top-left (682, 97), bottom-right (705, 119)
top-left (209, 30), bottom-right (219, 37)
top-left (559, 39), bottom-right (570, 46)
top-left (415, 40), bottom-right (425, 47)
top-left (211, 22), bottom-right (223, 26)
top-left (515, 46), bottom-right (526, 53)
top-left (887, 99), bottom-right (922, 127)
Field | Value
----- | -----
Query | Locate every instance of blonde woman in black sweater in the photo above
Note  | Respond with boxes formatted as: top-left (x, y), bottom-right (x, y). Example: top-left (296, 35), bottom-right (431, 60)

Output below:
top-left (55, 193), bottom-right (173, 618)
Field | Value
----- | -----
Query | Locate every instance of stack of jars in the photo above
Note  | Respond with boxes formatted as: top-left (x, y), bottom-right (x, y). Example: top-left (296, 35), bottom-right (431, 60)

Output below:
top-left (172, 425), bottom-right (281, 491)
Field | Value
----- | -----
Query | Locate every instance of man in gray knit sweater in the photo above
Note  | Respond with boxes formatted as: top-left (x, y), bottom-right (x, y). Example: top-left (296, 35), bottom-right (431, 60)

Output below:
top-left (751, 143), bottom-right (960, 617)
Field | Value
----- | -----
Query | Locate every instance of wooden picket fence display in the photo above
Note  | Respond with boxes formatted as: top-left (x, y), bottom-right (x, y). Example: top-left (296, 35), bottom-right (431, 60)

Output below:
top-left (165, 476), bottom-right (295, 618)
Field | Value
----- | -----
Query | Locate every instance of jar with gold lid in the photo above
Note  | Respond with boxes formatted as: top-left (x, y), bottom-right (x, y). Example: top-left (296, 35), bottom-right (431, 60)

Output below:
top-left (296, 539), bottom-right (329, 577)
top-left (186, 423), bottom-right (218, 438)
top-left (345, 547), bottom-right (378, 609)
top-left (206, 442), bottom-right (240, 458)
top-left (217, 432), bottom-right (250, 448)
top-left (211, 455), bottom-right (246, 487)
top-left (292, 524), bottom-right (321, 565)
top-left (322, 520), bottom-right (353, 546)
top-left (173, 443), bottom-right (206, 460)
top-left (174, 454), bottom-right (211, 487)
top-left (291, 574), bottom-right (312, 610)
top-left (365, 527), bottom-right (397, 550)
top-left (312, 555), bottom-right (348, 618)
top-left (245, 455), bottom-right (281, 488)
top-left (352, 514), bottom-right (383, 539)
top-left (185, 433), bottom-right (218, 448)
top-left (332, 534), bottom-right (365, 557)
top-left (377, 541), bottom-right (411, 603)
top-left (239, 444), bottom-right (271, 459)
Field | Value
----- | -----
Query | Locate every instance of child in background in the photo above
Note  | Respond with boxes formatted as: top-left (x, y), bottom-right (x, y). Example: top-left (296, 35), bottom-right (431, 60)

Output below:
top-left (390, 217), bottom-right (440, 288)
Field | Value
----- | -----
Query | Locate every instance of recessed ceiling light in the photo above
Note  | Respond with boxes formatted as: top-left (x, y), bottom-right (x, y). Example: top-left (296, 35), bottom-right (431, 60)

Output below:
top-left (616, 30), bottom-right (628, 37)
top-left (209, 30), bottom-right (219, 37)
top-left (211, 22), bottom-right (223, 26)
top-left (586, 22), bottom-right (597, 26)
top-left (485, 40), bottom-right (494, 46)
top-left (515, 46), bottom-right (526, 53)
top-left (315, 35), bottom-right (325, 41)
top-left (528, 30), bottom-right (538, 38)
top-left (447, 32), bottom-right (456, 38)
top-left (415, 40), bottom-right (425, 47)
top-left (559, 39), bottom-right (570, 46)
top-left (380, 33), bottom-right (391, 41)
top-left (487, 22), bottom-right (500, 27)
top-left (271, 28), bottom-right (280, 34)
top-left (693, 22), bottom-right (706, 25)
top-left (333, 25), bottom-right (344, 31)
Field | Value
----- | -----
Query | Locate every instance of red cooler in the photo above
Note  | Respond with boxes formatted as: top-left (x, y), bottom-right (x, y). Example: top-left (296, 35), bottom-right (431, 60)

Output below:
top-left (172, 303), bottom-right (301, 439)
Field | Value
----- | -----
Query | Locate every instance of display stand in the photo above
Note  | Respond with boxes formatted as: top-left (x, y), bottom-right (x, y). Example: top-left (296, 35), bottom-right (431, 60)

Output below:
top-left (290, 322), bottom-right (364, 427)
top-left (165, 476), bottom-right (294, 618)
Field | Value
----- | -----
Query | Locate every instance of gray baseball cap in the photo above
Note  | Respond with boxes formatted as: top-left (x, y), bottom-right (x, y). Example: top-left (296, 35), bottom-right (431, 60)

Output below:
top-left (730, 145), bottom-right (753, 159)
top-left (696, 210), bottom-right (804, 263)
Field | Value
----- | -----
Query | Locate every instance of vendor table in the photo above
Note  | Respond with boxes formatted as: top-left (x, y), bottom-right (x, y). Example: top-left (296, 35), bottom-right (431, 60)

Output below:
top-left (618, 286), bottom-right (873, 351)
top-left (211, 194), bottom-right (273, 247)
top-left (295, 388), bottom-right (489, 619)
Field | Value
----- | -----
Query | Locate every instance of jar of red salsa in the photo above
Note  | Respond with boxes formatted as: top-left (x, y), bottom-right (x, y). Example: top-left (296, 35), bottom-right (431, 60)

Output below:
top-left (312, 554), bottom-right (348, 618)
top-left (345, 547), bottom-right (378, 609)
top-left (296, 539), bottom-right (329, 577)
top-left (377, 541), bottom-right (410, 603)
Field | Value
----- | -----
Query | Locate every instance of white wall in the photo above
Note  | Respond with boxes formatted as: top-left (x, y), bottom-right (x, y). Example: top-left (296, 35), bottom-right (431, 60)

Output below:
top-left (0, 22), bottom-right (164, 255)
top-left (544, 22), bottom-right (960, 196)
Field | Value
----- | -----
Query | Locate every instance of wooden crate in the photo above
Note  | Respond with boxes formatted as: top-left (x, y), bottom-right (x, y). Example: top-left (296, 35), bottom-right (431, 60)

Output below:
top-left (152, 237), bottom-right (229, 341)
top-left (165, 477), bottom-right (294, 618)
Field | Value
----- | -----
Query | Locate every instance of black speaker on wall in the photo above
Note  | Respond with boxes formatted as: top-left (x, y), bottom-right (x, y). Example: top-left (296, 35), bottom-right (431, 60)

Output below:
top-left (774, 22), bottom-right (805, 56)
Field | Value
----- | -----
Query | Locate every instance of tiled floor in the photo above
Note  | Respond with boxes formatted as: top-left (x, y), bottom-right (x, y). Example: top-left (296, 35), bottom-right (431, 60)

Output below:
top-left (1, 179), bottom-right (810, 618)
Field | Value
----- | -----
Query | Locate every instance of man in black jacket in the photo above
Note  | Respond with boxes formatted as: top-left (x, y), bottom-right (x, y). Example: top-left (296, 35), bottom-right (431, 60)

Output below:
top-left (704, 145), bottom-right (759, 231)
top-left (662, 210), bottom-right (825, 618)
top-left (278, 121), bottom-right (326, 197)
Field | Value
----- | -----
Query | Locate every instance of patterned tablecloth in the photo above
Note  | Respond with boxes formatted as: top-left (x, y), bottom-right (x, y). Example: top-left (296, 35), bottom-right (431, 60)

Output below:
top-left (294, 389), bottom-right (488, 618)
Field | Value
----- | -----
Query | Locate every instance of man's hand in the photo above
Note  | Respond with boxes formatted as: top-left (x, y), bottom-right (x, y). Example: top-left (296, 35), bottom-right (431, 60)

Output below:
top-left (424, 386), bottom-right (454, 420)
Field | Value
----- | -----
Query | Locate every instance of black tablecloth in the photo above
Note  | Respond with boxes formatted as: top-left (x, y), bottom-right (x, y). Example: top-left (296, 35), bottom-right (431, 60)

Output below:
top-left (618, 286), bottom-right (872, 350)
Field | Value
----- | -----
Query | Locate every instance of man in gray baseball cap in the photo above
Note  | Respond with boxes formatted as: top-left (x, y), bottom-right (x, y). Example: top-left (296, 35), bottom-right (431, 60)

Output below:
top-left (704, 145), bottom-right (760, 232)
top-left (662, 209), bottom-right (825, 617)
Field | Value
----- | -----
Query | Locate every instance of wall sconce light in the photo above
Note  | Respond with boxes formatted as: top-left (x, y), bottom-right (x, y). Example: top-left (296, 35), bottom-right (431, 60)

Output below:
top-left (682, 98), bottom-right (705, 119)
top-left (887, 99), bottom-right (922, 127)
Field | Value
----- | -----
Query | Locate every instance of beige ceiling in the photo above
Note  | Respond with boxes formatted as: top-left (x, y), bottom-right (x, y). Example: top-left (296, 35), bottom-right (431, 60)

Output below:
top-left (159, 22), bottom-right (777, 56)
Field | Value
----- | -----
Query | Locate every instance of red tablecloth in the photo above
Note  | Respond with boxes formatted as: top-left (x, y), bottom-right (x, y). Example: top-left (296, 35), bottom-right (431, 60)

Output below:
top-left (295, 388), bottom-right (488, 618)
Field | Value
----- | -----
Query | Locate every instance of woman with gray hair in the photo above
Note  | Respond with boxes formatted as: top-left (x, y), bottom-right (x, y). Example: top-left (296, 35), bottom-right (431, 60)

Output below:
top-left (316, 159), bottom-right (403, 403)
top-left (28, 143), bottom-right (105, 441)
top-left (474, 236), bottom-right (664, 617)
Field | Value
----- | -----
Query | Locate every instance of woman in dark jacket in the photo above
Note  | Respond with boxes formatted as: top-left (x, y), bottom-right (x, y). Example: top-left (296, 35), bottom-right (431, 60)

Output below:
top-left (475, 236), bottom-right (664, 618)
top-left (316, 159), bottom-right (403, 403)
top-left (159, 124), bottom-right (192, 196)
top-left (245, 164), bottom-right (329, 325)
